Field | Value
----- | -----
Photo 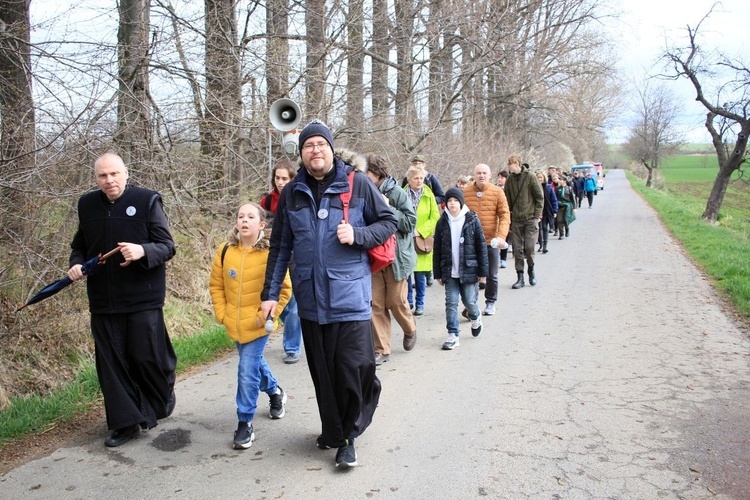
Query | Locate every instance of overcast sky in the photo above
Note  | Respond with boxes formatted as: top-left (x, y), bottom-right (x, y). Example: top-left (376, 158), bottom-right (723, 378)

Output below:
top-left (607, 0), bottom-right (749, 143)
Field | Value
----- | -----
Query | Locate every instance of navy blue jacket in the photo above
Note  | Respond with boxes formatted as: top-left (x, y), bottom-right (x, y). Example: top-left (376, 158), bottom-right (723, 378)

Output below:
top-left (262, 158), bottom-right (398, 324)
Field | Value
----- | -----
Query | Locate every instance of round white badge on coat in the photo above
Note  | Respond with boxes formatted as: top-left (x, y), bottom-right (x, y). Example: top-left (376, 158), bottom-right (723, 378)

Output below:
top-left (126, 206), bottom-right (136, 216)
top-left (317, 209), bottom-right (328, 219)
top-left (476, 192), bottom-right (483, 198)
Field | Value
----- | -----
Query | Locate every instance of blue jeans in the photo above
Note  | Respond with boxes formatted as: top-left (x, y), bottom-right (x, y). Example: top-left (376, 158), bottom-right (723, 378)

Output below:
top-left (444, 277), bottom-right (480, 335)
top-left (235, 336), bottom-right (278, 422)
top-left (281, 295), bottom-right (302, 355)
top-left (407, 271), bottom-right (428, 309)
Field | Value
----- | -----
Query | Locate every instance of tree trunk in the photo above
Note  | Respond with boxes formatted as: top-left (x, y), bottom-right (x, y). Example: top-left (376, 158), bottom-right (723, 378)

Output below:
top-left (640, 158), bottom-right (653, 188)
top-left (393, 0), bottom-right (415, 130)
top-left (266, 0), bottom-right (289, 103)
top-left (203, 0), bottom-right (242, 194)
top-left (345, 0), bottom-right (364, 137)
top-left (0, 0), bottom-right (34, 163)
top-left (702, 118), bottom-right (750, 222)
top-left (116, 0), bottom-right (153, 167)
top-left (0, 0), bottom-right (35, 241)
top-left (370, 0), bottom-right (389, 130)
top-left (305, 0), bottom-right (326, 119)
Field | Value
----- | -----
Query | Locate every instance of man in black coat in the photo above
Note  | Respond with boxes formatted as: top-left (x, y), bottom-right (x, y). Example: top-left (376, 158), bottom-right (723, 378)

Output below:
top-left (68, 152), bottom-right (177, 447)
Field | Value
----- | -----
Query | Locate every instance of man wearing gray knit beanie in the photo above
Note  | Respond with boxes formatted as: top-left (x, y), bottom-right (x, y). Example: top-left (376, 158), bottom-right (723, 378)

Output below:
top-left (261, 118), bottom-right (398, 468)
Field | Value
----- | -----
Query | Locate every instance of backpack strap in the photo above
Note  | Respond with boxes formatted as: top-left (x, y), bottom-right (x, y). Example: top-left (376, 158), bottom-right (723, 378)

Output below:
top-left (339, 171), bottom-right (355, 223)
top-left (220, 242), bottom-right (229, 266)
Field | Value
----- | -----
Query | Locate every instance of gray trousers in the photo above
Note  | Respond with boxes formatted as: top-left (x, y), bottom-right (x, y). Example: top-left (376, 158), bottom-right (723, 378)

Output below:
top-left (511, 218), bottom-right (539, 272)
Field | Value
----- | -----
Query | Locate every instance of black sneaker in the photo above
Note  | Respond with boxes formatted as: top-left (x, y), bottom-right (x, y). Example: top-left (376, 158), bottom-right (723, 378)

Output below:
top-left (316, 435), bottom-right (332, 450)
top-left (335, 439), bottom-right (358, 468)
top-left (269, 387), bottom-right (287, 419)
top-left (104, 424), bottom-right (140, 447)
top-left (233, 422), bottom-right (255, 449)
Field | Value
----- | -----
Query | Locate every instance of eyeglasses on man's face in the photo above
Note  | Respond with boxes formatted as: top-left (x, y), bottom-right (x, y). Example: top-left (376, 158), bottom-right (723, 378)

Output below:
top-left (302, 141), bottom-right (330, 152)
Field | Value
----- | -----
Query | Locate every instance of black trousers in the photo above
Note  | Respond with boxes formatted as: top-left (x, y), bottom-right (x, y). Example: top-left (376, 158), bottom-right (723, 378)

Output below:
top-left (301, 319), bottom-right (381, 448)
top-left (91, 310), bottom-right (176, 430)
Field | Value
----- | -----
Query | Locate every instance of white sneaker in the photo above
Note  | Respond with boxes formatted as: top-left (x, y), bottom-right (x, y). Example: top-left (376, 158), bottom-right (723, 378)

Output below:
top-left (442, 334), bottom-right (460, 350)
top-left (471, 317), bottom-right (483, 337)
top-left (484, 303), bottom-right (496, 316)
top-left (500, 260), bottom-right (507, 268)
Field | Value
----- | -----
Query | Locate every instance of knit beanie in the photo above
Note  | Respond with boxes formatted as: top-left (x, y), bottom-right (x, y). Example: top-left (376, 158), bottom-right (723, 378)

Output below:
top-left (445, 187), bottom-right (465, 208)
top-left (298, 119), bottom-right (334, 151)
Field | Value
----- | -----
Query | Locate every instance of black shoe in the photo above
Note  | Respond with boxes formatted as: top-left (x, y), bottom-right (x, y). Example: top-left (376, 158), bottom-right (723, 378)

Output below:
top-left (461, 308), bottom-right (470, 320)
top-left (269, 387), bottom-right (287, 419)
top-left (105, 424), bottom-right (140, 447)
top-left (426, 276), bottom-right (434, 287)
top-left (528, 267), bottom-right (537, 286)
top-left (375, 353), bottom-right (390, 365)
top-left (233, 422), bottom-right (255, 449)
top-left (166, 389), bottom-right (176, 417)
top-left (335, 439), bottom-right (358, 468)
top-left (542, 244), bottom-right (548, 254)
top-left (316, 435), bottom-right (332, 450)
top-left (512, 272), bottom-right (525, 289)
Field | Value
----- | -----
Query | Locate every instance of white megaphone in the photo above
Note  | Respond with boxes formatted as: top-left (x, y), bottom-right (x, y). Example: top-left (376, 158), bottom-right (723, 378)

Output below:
top-left (269, 99), bottom-right (301, 132)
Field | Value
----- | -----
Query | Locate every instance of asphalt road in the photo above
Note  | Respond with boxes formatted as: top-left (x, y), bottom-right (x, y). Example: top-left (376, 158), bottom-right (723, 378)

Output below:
top-left (2, 169), bottom-right (749, 499)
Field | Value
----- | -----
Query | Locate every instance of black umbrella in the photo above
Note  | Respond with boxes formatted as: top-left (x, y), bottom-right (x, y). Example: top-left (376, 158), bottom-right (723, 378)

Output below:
top-left (16, 247), bottom-right (121, 312)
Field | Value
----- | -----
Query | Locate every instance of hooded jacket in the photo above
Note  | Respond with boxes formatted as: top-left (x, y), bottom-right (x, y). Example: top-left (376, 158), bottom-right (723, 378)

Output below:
top-left (209, 230), bottom-right (292, 345)
top-left (433, 207), bottom-right (488, 284)
top-left (375, 175), bottom-right (417, 281)
top-left (262, 151), bottom-right (398, 324)
top-left (504, 169), bottom-right (544, 222)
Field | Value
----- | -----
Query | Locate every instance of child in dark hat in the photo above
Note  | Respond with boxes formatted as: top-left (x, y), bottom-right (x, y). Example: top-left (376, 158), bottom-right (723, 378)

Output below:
top-left (432, 188), bottom-right (488, 350)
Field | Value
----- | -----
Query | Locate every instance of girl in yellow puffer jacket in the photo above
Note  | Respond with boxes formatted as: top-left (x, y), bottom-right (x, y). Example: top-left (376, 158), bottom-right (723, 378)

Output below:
top-left (209, 202), bottom-right (292, 450)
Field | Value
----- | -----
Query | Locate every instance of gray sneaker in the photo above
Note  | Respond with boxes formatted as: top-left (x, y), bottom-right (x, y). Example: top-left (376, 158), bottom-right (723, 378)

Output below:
top-left (483, 303), bottom-right (496, 316)
top-left (471, 317), bottom-right (483, 337)
top-left (233, 423), bottom-right (255, 449)
top-left (284, 352), bottom-right (300, 364)
top-left (269, 387), bottom-right (287, 419)
top-left (442, 334), bottom-right (460, 350)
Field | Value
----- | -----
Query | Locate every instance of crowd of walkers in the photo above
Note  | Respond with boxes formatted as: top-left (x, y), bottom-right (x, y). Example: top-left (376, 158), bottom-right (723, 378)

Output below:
top-left (73, 121), bottom-right (601, 471)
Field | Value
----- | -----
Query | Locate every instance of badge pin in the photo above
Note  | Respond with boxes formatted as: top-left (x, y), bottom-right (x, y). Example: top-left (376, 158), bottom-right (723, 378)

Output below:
top-left (476, 192), bottom-right (483, 198)
top-left (317, 209), bottom-right (329, 219)
top-left (126, 206), bottom-right (137, 216)
top-left (228, 269), bottom-right (237, 279)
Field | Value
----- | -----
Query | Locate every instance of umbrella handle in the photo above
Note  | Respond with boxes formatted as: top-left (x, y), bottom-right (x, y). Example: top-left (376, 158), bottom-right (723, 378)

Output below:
top-left (99, 247), bottom-right (122, 262)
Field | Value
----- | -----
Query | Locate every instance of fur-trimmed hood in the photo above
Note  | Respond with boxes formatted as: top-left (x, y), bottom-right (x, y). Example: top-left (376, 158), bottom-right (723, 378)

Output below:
top-left (297, 148), bottom-right (367, 173)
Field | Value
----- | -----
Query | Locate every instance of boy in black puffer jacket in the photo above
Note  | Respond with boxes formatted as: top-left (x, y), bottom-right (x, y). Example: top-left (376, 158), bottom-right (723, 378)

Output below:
top-left (432, 188), bottom-right (489, 350)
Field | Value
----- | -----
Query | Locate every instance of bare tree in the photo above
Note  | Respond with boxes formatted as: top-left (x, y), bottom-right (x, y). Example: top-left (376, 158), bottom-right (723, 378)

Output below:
top-left (266, 0), bottom-right (289, 103)
top-left (305, 0), bottom-right (327, 118)
top-left (203, 0), bottom-right (243, 193)
top-left (116, 0), bottom-right (153, 167)
top-left (0, 0), bottom-right (35, 240)
top-left (624, 81), bottom-right (682, 187)
top-left (663, 12), bottom-right (749, 222)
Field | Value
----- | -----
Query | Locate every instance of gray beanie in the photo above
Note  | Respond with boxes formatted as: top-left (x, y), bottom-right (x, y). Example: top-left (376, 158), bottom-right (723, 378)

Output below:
top-left (298, 119), bottom-right (334, 151)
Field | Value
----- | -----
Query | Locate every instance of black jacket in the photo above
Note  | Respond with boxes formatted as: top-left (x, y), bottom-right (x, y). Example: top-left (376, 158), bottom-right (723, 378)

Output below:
top-left (432, 209), bottom-right (488, 284)
top-left (70, 185), bottom-right (176, 314)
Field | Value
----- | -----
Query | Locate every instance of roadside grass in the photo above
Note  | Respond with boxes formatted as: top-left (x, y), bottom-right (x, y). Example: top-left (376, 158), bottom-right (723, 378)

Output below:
top-left (627, 165), bottom-right (750, 318)
top-left (0, 325), bottom-right (232, 449)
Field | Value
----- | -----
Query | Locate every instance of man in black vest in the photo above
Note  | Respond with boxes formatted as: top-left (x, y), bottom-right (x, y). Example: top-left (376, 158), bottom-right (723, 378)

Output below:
top-left (67, 152), bottom-right (177, 447)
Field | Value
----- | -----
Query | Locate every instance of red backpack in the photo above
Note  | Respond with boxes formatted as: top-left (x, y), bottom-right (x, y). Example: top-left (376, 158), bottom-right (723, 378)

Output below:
top-left (340, 171), bottom-right (396, 273)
